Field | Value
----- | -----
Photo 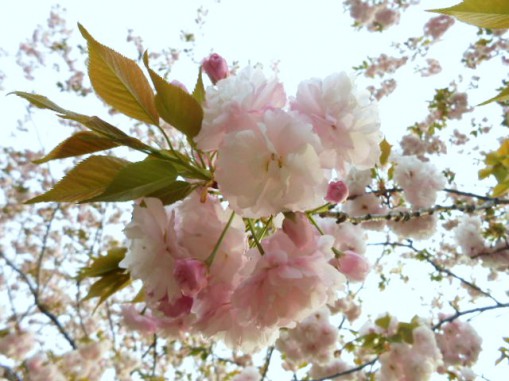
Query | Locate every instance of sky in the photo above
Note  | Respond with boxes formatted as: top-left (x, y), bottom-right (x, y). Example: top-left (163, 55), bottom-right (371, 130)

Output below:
top-left (1, 0), bottom-right (509, 380)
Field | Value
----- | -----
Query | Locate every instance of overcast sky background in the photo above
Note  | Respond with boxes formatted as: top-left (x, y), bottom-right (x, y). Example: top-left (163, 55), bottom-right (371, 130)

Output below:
top-left (1, 1), bottom-right (508, 380)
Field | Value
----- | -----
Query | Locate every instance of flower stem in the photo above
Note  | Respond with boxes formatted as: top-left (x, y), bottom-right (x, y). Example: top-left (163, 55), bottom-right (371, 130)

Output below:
top-left (205, 211), bottom-right (236, 267)
top-left (247, 218), bottom-right (265, 255)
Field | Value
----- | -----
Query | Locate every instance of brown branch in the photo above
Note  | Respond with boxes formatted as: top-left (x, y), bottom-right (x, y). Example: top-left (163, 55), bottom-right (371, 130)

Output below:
top-left (370, 241), bottom-right (503, 305)
top-left (0, 251), bottom-right (76, 350)
top-left (260, 346), bottom-right (274, 381)
top-left (433, 303), bottom-right (509, 330)
top-left (320, 199), bottom-right (509, 225)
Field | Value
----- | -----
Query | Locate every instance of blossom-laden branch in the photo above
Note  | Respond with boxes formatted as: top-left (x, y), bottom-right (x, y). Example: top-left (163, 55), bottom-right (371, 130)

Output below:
top-left (0, 251), bottom-right (77, 350)
top-left (370, 240), bottom-right (503, 304)
top-left (321, 199), bottom-right (509, 225)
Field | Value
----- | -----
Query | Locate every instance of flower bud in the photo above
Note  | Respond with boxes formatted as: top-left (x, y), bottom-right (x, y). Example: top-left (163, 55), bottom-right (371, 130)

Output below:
top-left (325, 180), bottom-right (349, 204)
top-left (282, 212), bottom-right (315, 249)
top-left (202, 53), bottom-right (229, 84)
top-left (333, 250), bottom-right (370, 282)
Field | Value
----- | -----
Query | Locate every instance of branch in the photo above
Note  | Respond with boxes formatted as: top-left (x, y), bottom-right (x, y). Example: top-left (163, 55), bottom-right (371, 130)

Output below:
top-left (302, 358), bottom-right (378, 381)
top-left (0, 364), bottom-right (21, 381)
top-left (433, 303), bottom-right (509, 330)
top-left (370, 241), bottom-right (503, 304)
top-left (321, 199), bottom-right (509, 224)
top-left (0, 251), bottom-right (76, 350)
top-left (260, 346), bottom-right (274, 381)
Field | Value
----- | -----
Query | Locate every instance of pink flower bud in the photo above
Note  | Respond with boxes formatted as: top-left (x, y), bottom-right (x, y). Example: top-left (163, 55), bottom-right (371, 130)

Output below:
top-left (334, 250), bottom-right (370, 282)
top-left (325, 180), bottom-right (349, 204)
top-left (173, 258), bottom-right (208, 297)
top-left (282, 212), bottom-right (315, 249)
top-left (202, 53), bottom-right (229, 84)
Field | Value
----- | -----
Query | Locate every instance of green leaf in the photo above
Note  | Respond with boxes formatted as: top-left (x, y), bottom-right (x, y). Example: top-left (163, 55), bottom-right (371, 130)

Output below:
top-left (192, 67), bottom-right (206, 104)
top-left (78, 24), bottom-right (159, 125)
top-left (26, 156), bottom-right (129, 204)
top-left (10, 91), bottom-right (81, 117)
top-left (86, 158), bottom-right (179, 202)
top-left (379, 138), bottom-right (392, 167)
top-left (479, 85), bottom-right (509, 106)
top-left (84, 272), bottom-right (131, 307)
top-left (33, 131), bottom-right (121, 163)
top-left (11, 91), bottom-right (155, 154)
top-left (375, 314), bottom-right (392, 330)
top-left (144, 52), bottom-right (203, 138)
top-left (147, 180), bottom-right (193, 205)
top-left (430, 0), bottom-right (509, 29)
top-left (78, 247), bottom-right (127, 280)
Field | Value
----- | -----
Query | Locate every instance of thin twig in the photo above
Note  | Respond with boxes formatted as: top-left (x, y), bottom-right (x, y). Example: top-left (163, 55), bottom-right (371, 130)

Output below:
top-left (0, 251), bottom-right (76, 349)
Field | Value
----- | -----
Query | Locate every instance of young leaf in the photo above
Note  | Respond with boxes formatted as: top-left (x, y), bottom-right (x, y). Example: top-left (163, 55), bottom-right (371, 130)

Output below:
top-left (10, 91), bottom-right (81, 117)
top-left (430, 0), bottom-right (509, 29)
top-left (84, 272), bottom-right (131, 308)
top-left (379, 138), bottom-right (392, 167)
top-left (78, 247), bottom-right (127, 280)
top-left (11, 91), bottom-right (155, 154)
top-left (26, 156), bottom-right (129, 204)
top-left (147, 180), bottom-right (193, 205)
top-left (144, 52), bottom-right (203, 138)
top-left (192, 67), bottom-right (206, 104)
top-left (479, 85), bottom-right (509, 106)
top-left (33, 131), bottom-right (121, 163)
top-left (78, 24), bottom-right (159, 125)
top-left (86, 158), bottom-right (179, 202)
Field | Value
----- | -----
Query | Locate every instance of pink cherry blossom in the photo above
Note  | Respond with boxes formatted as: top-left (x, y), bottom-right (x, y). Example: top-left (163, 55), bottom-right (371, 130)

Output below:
top-left (231, 228), bottom-right (344, 329)
top-left (176, 191), bottom-right (247, 284)
top-left (216, 110), bottom-right (327, 218)
top-left (194, 66), bottom-right (286, 151)
top-left (325, 180), bottom-right (349, 204)
top-left (291, 72), bottom-right (382, 174)
top-left (394, 155), bottom-right (445, 208)
top-left (202, 53), bottom-right (229, 84)
top-left (173, 258), bottom-right (208, 297)
top-left (119, 198), bottom-right (187, 302)
top-left (121, 305), bottom-right (159, 334)
top-left (331, 250), bottom-right (370, 282)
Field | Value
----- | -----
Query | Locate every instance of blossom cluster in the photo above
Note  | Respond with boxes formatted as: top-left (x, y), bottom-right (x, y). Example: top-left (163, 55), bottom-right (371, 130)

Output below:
top-left (116, 56), bottom-right (386, 352)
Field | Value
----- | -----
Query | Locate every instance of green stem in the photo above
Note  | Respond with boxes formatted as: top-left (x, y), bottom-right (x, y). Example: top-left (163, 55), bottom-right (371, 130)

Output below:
top-left (306, 213), bottom-right (343, 258)
top-left (205, 211), bottom-right (236, 267)
top-left (154, 123), bottom-right (174, 151)
top-left (247, 219), bottom-right (265, 255)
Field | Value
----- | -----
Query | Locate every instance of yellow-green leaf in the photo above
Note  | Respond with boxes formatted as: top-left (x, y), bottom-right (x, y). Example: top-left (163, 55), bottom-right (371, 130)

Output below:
top-left (78, 247), bottom-right (127, 280)
top-left (84, 272), bottom-right (131, 308)
top-left (430, 0), bottom-right (509, 29)
top-left (379, 138), bottom-right (392, 167)
top-left (479, 85), bottom-right (509, 106)
top-left (26, 156), bottom-right (129, 203)
top-left (33, 131), bottom-right (121, 163)
top-left (148, 180), bottom-right (193, 205)
top-left (192, 67), bottom-right (206, 104)
top-left (493, 181), bottom-right (509, 197)
top-left (78, 24), bottom-right (159, 125)
top-left (11, 91), bottom-right (156, 154)
top-left (144, 52), bottom-right (203, 138)
top-left (86, 158), bottom-right (178, 202)
top-left (10, 91), bottom-right (81, 118)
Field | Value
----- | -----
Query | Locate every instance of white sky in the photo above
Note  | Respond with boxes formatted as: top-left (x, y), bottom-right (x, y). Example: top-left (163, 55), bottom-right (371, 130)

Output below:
top-left (1, 1), bottom-right (508, 380)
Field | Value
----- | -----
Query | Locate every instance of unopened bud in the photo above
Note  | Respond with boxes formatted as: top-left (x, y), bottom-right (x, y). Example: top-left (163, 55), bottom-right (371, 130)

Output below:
top-left (325, 180), bottom-right (349, 204)
top-left (202, 53), bottom-right (229, 84)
